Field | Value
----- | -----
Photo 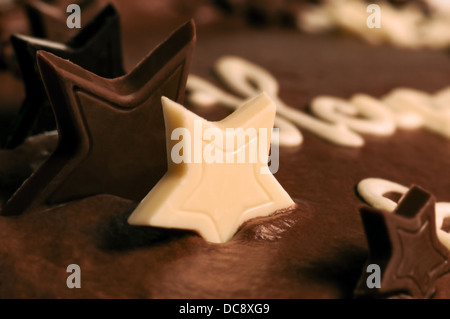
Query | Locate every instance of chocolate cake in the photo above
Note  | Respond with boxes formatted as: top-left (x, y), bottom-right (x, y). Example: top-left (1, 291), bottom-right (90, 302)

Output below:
top-left (0, 0), bottom-right (450, 299)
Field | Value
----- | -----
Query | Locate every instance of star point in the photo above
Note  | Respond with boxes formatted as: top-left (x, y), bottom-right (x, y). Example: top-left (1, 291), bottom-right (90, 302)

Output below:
top-left (128, 93), bottom-right (295, 243)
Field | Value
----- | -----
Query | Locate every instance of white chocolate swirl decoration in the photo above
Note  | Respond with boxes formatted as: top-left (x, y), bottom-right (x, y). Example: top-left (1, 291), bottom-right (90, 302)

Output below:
top-left (186, 56), bottom-right (450, 148)
top-left (383, 88), bottom-right (450, 138)
top-left (298, 0), bottom-right (450, 49)
top-left (357, 178), bottom-right (450, 249)
top-left (187, 57), bottom-right (365, 148)
top-left (187, 75), bottom-right (302, 147)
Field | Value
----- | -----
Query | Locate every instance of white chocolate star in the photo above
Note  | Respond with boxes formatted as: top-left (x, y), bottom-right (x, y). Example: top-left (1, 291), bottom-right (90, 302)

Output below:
top-left (127, 93), bottom-right (295, 243)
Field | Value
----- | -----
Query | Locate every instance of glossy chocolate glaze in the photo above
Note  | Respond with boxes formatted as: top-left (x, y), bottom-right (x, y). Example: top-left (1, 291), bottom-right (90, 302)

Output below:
top-left (0, 1), bottom-right (450, 298)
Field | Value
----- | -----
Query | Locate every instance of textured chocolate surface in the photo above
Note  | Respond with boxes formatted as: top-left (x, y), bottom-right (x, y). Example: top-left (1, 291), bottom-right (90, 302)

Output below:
top-left (0, 1), bottom-right (450, 298)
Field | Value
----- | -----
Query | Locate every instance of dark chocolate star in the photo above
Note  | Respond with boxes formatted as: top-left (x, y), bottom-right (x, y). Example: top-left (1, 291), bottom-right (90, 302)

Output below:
top-left (1, 20), bottom-right (196, 216)
top-left (4, 4), bottom-right (124, 149)
top-left (26, 0), bottom-right (104, 43)
top-left (354, 186), bottom-right (450, 299)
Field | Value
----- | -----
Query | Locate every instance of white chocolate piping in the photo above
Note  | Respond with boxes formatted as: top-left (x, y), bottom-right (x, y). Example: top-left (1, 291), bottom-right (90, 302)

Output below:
top-left (357, 178), bottom-right (409, 212)
top-left (382, 88), bottom-right (450, 138)
top-left (311, 94), bottom-right (396, 136)
top-left (357, 178), bottom-right (450, 249)
top-left (187, 57), bottom-right (364, 148)
top-left (436, 203), bottom-right (450, 250)
top-left (187, 56), bottom-right (450, 148)
top-left (187, 75), bottom-right (303, 147)
top-left (299, 0), bottom-right (450, 49)
top-left (214, 56), bottom-right (365, 147)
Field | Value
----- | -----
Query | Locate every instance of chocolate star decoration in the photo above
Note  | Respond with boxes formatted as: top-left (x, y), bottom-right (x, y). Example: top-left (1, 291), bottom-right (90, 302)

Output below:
top-left (4, 4), bottom-right (124, 149)
top-left (26, 0), bottom-right (104, 43)
top-left (1, 20), bottom-right (196, 216)
top-left (213, 0), bottom-right (299, 27)
top-left (354, 186), bottom-right (450, 299)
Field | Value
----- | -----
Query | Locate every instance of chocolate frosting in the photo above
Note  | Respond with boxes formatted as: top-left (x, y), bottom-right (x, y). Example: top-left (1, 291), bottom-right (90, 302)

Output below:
top-left (0, 1), bottom-right (449, 298)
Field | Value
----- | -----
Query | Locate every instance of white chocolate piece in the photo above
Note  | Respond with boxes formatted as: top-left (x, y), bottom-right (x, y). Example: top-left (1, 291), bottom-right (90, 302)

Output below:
top-left (128, 94), bottom-right (295, 243)
top-left (357, 178), bottom-right (450, 249)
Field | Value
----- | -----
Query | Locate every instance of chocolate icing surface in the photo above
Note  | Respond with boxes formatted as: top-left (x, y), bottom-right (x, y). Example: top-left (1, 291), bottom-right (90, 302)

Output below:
top-left (0, 1), bottom-right (450, 298)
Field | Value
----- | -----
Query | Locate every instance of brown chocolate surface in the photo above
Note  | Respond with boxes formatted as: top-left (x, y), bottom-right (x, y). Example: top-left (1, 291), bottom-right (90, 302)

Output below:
top-left (0, 1), bottom-right (450, 298)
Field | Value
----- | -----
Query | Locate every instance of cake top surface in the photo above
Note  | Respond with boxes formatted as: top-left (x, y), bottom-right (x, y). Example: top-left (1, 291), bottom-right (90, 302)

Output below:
top-left (0, 0), bottom-right (449, 299)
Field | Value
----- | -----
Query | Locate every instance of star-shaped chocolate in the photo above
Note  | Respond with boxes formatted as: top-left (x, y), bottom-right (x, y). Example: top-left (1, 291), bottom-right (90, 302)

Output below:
top-left (354, 186), bottom-right (450, 298)
top-left (1, 19), bottom-right (196, 216)
top-left (26, 0), bottom-right (104, 43)
top-left (4, 4), bottom-right (124, 149)
top-left (128, 93), bottom-right (295, 243)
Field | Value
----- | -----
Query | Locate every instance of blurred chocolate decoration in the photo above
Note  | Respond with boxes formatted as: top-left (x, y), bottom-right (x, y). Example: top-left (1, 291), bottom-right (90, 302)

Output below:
top-left (213, 0), bottom-right (306, 27)
top-left (1, 20), bottom-right (195, 215)
top-left (3, 4), bottom-right (124, 149)
top-left (25, 0), bottom-right (105, 42)
top-left (355, 186), bottom-right (450, 299)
